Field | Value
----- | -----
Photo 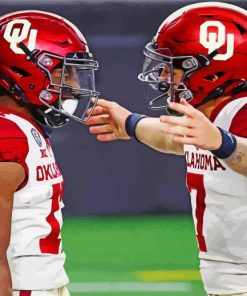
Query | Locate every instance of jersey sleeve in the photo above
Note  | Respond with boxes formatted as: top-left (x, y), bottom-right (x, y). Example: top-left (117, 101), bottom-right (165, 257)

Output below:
top-left (0, 117), bottom-right (29, 188)
top-left (229, 103), bottom-right (247, 138)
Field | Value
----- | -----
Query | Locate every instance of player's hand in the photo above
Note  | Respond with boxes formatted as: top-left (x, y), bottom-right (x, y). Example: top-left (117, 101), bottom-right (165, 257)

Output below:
top-left (160, 99), bottom-right (222, 150)
top-left (86, 99), bottom-right (132, 141)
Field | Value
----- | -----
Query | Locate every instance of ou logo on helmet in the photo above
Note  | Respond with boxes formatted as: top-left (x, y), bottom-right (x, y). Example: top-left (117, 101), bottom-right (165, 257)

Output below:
top-left (3, 19), bottom-right (38, 54)
top-left (200, 20), bottom-right (234, 61)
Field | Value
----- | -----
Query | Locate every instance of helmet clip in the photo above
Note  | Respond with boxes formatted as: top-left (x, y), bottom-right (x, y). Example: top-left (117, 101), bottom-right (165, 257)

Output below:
top-left (18, 42), bottom-right (39, 64)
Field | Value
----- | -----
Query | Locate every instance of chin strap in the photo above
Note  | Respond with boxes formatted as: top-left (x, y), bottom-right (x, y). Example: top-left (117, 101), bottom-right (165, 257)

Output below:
top-left (19, 42), bottom-right (39, 64)
top-left (230, 80), bottom-right (247, 95)
top-left (36, 107), bottom-right (69, 128)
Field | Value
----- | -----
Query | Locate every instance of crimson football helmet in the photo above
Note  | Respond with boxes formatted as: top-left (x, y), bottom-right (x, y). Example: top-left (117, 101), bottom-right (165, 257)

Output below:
top-left (138, 2), bottom-right (247, 111)
top-left (0, 10), bottom-right (100, 127)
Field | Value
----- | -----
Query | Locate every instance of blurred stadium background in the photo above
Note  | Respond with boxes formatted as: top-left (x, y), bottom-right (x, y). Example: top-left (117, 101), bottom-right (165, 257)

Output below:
top-left (2, 0), bottom-right (246, 294)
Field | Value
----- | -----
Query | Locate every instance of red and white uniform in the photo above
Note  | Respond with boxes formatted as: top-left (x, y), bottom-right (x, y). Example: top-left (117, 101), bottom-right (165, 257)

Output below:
top-left (184, 97), bottom-right (247, 294)
top-left (0, 107), bottom-right (68, 290)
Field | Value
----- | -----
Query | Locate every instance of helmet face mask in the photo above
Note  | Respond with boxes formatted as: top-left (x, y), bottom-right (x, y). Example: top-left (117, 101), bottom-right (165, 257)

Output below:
top-left (138, 2), bottom-right (247, 113)
top-left (38, 51), bottom-right (99, 127)
top-left (139, 42), bottom-right (195, 111)
top-left (0, 10), bottom-right (100, 128)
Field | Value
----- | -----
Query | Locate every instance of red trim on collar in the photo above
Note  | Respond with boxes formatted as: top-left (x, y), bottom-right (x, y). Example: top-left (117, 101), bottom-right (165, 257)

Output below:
top-left (210, 98), bottom-right (233, 123)
top-left (210, 92), bottom-right (247, 123)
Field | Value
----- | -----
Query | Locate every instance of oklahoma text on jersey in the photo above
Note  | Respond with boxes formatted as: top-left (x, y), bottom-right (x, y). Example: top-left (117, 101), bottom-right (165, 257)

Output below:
top-left (185, 150), bottom-right (226, 171)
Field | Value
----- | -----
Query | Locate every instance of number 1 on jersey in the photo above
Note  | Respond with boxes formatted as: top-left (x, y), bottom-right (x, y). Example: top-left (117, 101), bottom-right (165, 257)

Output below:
top-left (187, 173), bottom-right (207, 252)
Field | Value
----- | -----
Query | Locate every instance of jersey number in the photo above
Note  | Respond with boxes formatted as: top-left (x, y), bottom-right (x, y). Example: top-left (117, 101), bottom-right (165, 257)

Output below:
top-left (187, 173), bottom-right (207, 252)
top-left (39, 182), bottom-right (64, 254)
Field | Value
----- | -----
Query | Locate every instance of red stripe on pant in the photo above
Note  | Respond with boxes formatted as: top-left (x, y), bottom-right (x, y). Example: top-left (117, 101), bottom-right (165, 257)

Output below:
top-left (20, 291), bottom-right (31, 296)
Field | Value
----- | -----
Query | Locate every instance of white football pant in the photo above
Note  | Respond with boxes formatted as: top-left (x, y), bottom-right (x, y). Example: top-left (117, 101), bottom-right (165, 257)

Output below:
top-left (13, 286), bottom-right (70, 296)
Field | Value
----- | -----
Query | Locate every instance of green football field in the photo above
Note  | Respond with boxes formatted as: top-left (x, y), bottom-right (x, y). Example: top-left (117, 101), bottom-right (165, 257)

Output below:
top-left (62, 215), bottom-right (206, 296)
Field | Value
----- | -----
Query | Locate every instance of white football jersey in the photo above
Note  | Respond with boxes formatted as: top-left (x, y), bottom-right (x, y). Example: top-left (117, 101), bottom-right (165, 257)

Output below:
top-left (184, 97), bottom-right (247, 294)
top-left (0, 107), bottom-right (68, 290)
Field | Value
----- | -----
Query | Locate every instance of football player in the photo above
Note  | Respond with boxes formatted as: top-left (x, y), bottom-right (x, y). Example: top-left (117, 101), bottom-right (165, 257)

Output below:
top-left (86, 2), bottom-right (247, 296)
top-left (0, 11), bottom-right (99, 296)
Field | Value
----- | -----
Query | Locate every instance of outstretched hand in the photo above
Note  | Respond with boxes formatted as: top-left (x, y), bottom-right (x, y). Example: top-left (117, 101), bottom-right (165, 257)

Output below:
top-left (86, 99), bottom-right (132, 141)
top-left (160, 99), bottom-right (222, 150)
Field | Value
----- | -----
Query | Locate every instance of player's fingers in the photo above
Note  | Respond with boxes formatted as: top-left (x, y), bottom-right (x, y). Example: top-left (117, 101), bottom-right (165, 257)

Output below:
top-left (96, 98), bottom-right (116, 109)
top-left (89, 124), bottom-right (113, 134)
top-left (168, 101), bottom-right (197, 118)
top-left (160, 115), bottom-right (193, 127)
top-left (86, 115), bottom-right (110, 126)
top-left (172, 135), bottom-right (195, 145)
top-left (88, 106), bottom-right (109, 116)
top-left (97, 133), bottom-right (118, 142)
top-left (179, 98), bottom-right (191, 107)
top-left (90, 97), bottom-right (97, 103)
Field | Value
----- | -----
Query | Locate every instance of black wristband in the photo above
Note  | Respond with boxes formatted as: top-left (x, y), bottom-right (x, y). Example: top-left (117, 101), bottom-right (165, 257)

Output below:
top-left (210, 127), bottom-right (237, 159)
top-left (125, 113), bottom-right (146, 141)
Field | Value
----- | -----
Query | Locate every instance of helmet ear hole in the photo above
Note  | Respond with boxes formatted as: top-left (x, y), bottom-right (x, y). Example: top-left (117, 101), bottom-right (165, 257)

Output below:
top-left (10, 67), bottom-right (30, 78)
top-left (215, 72), bottom-right (226, 78)
top-left (204, 72), bottom-right (226, 82)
